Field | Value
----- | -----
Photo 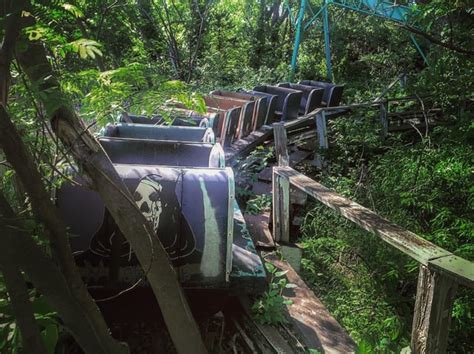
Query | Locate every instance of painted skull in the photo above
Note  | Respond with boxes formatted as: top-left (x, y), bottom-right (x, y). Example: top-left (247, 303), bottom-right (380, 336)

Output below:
top-left (133, 174), bottom-right (163, 232)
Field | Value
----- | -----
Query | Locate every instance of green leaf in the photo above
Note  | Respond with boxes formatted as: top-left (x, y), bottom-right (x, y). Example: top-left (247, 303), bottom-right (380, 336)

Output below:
top-left (68, 39), bottom-right (103, 60)
top-left (275, 270), bottom-right (288, 277)
top-left (62, 4), bottom-right (84, 18)
top-left (265, 262), bottom-right (276, 273)
top-left (25, 27), bottom-right (46, 41)
top-left (41, 324), bottom-right (58, 354)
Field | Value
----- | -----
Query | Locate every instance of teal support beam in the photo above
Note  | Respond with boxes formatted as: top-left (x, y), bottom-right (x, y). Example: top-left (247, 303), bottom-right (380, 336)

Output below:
top-left (410, 34), bottom-right (429, 65)
top-left (289, 0), bottom-right (306, 82)
top-left (304, 6), bottom-right (325, 30)
top-left (322, 3), bottom-right (333, 81)
top-left (289, 0), bottom-right (428, 82)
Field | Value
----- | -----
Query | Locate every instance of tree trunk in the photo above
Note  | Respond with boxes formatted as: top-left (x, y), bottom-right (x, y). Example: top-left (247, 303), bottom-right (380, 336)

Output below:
top-left (13, 11), bottom-right (207, 354)
top-left (0, 192), bottom-right (128, 354)
top-left (0, 107), bottom-right (129, 354)
top-left (1, 5), bottom-right (128, 352)
top-left (1, 265), bottom-right (48, 354)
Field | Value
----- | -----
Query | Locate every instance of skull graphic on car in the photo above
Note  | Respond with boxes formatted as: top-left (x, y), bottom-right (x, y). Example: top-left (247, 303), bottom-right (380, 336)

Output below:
top-left (133, 174), bottom-right (163, 232)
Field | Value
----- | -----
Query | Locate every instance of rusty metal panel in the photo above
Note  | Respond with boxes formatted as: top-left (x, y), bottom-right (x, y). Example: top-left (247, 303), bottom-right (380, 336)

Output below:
top-left (102, 123), bottom-right (215, 143)
top-left (98, 137), bottom-right (225, 167)
top-left (204, 98), bottom-right (243, 144)
top-left (57, 165), bottom-right (235, 288)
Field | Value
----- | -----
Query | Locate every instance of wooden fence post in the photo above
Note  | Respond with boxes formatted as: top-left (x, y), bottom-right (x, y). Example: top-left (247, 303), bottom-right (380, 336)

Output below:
top-left (274, 123), bottom-right (289, 167)
top-left (272, 169), bottom-right (290, 243)
top-left (312, 110), bottom-right (328, 168)
top-left (411, 265), bottom-right (458, 354)
top-left (273, 124), bottom-right (290, 242)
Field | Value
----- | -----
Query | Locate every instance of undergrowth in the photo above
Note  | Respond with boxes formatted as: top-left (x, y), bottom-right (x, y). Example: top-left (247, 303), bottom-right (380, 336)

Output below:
top-left (297, 113), bottom-right (473, 352)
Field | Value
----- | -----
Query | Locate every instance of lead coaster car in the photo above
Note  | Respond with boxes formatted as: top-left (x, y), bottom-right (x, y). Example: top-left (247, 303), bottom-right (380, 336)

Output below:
top-left (56, 164), bottom-right (266, 293)
top-left (101, 123), bottom-right (216, 144)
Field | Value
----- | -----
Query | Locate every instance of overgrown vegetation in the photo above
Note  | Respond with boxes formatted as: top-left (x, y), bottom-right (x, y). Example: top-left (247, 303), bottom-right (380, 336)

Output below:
top-left (1, 0), bottom-right (472, 352)
top-left (298, 116), bottom-right (473, 352)
top-left (252, 262), bottom-right (295, 325)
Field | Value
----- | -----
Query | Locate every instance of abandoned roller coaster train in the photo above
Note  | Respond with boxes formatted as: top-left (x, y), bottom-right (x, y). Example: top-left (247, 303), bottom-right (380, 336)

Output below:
top-left (55, 80), bottom-right (344, 316)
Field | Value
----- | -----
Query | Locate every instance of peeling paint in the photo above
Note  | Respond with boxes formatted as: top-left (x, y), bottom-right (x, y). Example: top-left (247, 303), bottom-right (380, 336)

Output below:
top-left (199, 177), bottom-right (222, 277)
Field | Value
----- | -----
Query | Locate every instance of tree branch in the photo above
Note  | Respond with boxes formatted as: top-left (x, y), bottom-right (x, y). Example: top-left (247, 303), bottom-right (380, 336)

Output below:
top-left (400, 24), bottom-right (474, 57)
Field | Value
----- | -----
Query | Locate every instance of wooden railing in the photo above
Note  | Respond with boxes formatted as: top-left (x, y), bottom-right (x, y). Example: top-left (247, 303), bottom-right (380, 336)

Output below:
top-left (271, 125), bottom-right (474, 353)
top-left (283, 96), bottom-right (434, 168)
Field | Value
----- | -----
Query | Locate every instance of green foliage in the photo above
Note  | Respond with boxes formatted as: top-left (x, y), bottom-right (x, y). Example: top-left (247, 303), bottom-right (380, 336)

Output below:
top-left (68, 39), bottom-right (102, 59)
top-left (235, 145), bottom-right (274, 200)
top-left (1, 0), bottom-right (473, 352)
top-left (298, 114), bottom-right (473, 351)
top-left (246, 194), bottom-right (272, 215)
top-left (252, 262), bottom-right (296, 325)
top-left (0, 276), bottom-right (60, 354)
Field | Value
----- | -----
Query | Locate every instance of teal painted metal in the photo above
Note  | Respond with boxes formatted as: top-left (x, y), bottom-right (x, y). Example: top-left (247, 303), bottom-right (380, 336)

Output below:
top-left (289, 0), bottom-right (307, 82)
top-left (410, 34), bottom-right (429, 65)
top-left (327, 0), bottom-right (415, 24)
top-left (303, 6), bottom-right (325, 31)
top-left (289, 0), bottom-right (428, 81)
top-left (322, 3), bottom-right (333, 81)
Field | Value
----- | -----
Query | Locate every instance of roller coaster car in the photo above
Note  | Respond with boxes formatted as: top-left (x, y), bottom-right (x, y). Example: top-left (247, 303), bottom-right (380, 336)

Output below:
top-left (210, 90), bottom-right (268, 134)
top-left (102, 123), bottom-right (216, 143)
top-left (238, 89), bottom-right (278, 126)
top-left (166, 102), bottom-right (241, 147)
top-left (298, 80), bottom-right (344, 107)
top-left (253, 85), bottom-right (303, 122)
top-left (56, 123), bottom-right (266, 303)
top-left (277, 83), bottom-right (324, 115)
top-left (204, 95), bottom-right (255, 140)
top-left (120, 111), bottom-right (215, 128)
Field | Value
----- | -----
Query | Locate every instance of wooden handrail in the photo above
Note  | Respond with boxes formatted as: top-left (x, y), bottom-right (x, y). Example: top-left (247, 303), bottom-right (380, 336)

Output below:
top-left (273, 166), bottom-right (474, 285)
top-left (272, 165), bottom-right (474, 353)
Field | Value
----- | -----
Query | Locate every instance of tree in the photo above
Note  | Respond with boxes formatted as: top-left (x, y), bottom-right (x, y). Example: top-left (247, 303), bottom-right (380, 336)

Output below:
top-left (1, 1), bottom-right (207, 353)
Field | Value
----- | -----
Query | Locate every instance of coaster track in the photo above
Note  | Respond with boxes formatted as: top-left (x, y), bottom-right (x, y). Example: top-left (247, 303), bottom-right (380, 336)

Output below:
top-left (287, 0), bottom-right (429, 81)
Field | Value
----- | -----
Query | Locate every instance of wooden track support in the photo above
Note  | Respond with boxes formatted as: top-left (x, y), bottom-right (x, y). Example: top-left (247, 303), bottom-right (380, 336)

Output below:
top-left (411, 265), bottom-right (458, 354)
top-left (273, 124), bottom-right (290, 243)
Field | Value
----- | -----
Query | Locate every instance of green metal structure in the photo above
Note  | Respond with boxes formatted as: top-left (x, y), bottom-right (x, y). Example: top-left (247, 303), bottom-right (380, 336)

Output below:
top-left (288, 0), bottom-right (428, 81)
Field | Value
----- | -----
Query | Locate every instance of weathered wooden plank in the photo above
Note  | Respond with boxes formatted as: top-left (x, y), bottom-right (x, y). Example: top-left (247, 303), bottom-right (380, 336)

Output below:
top-left (428, 255), bottom-right (474, 288)
top-left (257, 166), bottom-right (273, 182)
top-left (411, 265), bottom-right (458, 354)
top-left (243, 213), bottom-right (275, 249)
top-left (315, 111), bottom-right (328, 150)
top-left (289, 149), bottom-right (312, 165)
top-left (272, 170), bottom-right (290, 243)
top-left (225, 125), bottom-right (273, 163)
top-left (312, 111), bottom-right (328, 168)
top-left (236, 296), bottom-right (305, 353)
top-left (251, 180), bottom-right (271, 195)
top-left (274, 167), bottom-right (451, 265)
top-left (268, 256), bottom-right (357, 353)
top-left (274, 123), bottom-right (289, 167)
